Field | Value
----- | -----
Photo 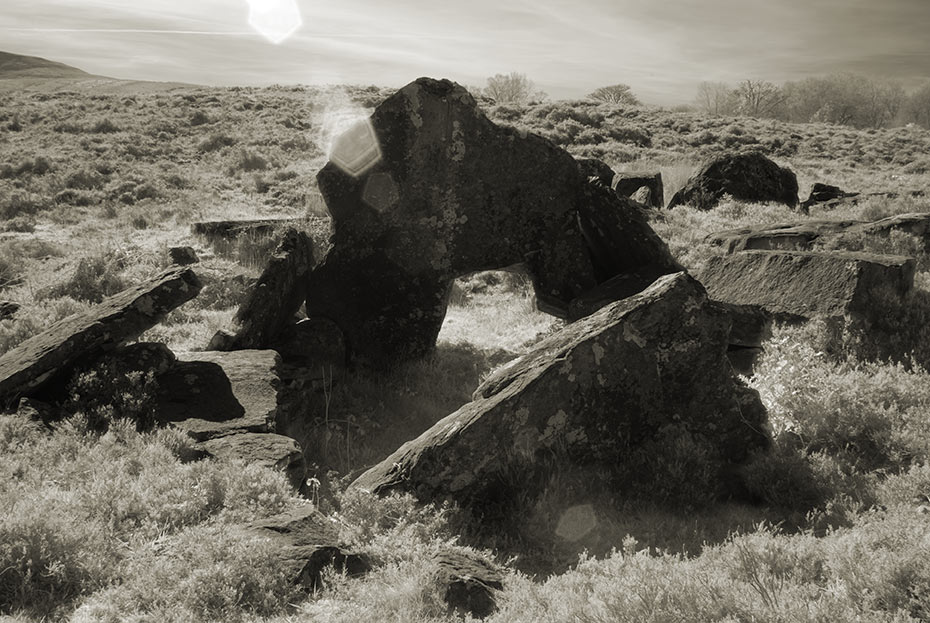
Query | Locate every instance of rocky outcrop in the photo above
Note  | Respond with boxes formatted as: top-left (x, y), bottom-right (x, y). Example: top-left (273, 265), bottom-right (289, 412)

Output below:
top-left (612, 172), bottom-right (664, 209)
top-left (351, 272), bottom-right (768, 510)
top-left (667, 152), bottom-right (798, 211)
top-left (0, 266), bottom-right (201, 406)
top-left (243, 505), bottom-right (371, 590)
top-left (210, 229), bottom-right (316, 351)
top-left (307, 78), bottom-right (681, 367)
top-left (698, 250), bottom-right (915, 323)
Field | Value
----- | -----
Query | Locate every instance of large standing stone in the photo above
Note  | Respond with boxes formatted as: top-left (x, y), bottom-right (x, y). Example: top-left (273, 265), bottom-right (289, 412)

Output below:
top-left (308, 77), bottom-right (681, 367)
top-left (667, 152), bottom-right (798, 211)
top-left (351, 273), bottom-right (768, 509)
top-left (698, 250), bottom-right (915, 322)
top-left (0, 266), bottom-right (201, 406)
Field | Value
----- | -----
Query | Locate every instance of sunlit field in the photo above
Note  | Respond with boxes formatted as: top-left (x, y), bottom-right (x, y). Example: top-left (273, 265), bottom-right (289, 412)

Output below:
top-left (2, 81), bottom-right (930, 622)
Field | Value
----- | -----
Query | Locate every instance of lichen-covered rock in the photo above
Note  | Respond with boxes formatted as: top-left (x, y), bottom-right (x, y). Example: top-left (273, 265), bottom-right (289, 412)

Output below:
top-left (612, 171), bottom-right (664, 208)
top-left (198, 432), bottom-right (306, 489)
top-left (213, 228), bottom-right (316, 350)
top-left (243, 505), bottom-right (371, 590)
top-left (668, 152), bottom-right (798, 210)
top-left (308, 77), bottom-right (680, 367)
top-left (0, 266), bottom-right (201, 406)
top-left (698, 250), bottom-right (915, 322)
top-left (351, 272), bottom-right (768, 509)
top-left (155, 349), bottom-right (283, 441)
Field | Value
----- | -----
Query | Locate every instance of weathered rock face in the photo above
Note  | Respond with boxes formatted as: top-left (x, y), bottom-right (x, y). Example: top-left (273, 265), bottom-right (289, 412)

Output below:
top-left (307, 77), bottom-right (681, 367)
top-left (211, 228), bottom-right (316, 351)
top-left (0, 266), bottom-right (201, 406)
top-left (199, 432), bottom-right (305, 489)
top-left (351, 272), bottom-right (768, 509)
top-left (612, 172), bottom-right (664, 209)
top-left (243, 505), bottom-right (371, 590)
top-left (155, 349), bottom-right (283, 441)
top-left (698, 250), bottom-right (915, 322)
top-left (667, 152), bottom-right (798, 211)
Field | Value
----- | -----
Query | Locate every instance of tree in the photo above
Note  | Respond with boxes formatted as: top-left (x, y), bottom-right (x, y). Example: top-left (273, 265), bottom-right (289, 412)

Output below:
top-left (782, 73), bottom-right (905, 128)
top-left (907, 83), bottom-right (930, 128)
top-left (587, 84), bottom-right (641, 106)
top-left (694, 81), bottom-right (737, 116)
top-left (734, 80), bottom-right (786, 118)
top-left (484, 72), bottom-right (537, 105)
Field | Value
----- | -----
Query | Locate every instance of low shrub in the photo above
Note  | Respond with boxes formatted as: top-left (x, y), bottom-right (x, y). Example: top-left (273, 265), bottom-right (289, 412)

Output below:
top-left (40, 251), bottom-right (128, 303)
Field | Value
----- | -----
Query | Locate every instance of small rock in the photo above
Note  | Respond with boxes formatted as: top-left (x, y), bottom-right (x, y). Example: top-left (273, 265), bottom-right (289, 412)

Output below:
top-left (169, 246), bottom-right (199, 265)
top-left (612, 172), bottom-right (664, 209)
top-left (436, 548), bottom-right (504, 619)
top-left (0, 301), bottom-right (19, 320)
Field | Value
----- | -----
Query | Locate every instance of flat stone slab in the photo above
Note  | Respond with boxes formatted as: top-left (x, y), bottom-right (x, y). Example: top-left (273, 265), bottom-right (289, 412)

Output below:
top-left (707, 213), bottom-right (930, 254)
top-left (351, 272), bottom-right (768, 510)
top-left (698, 250), bottom-right (915, 321)
top-left (191, 218), bottom-right (305, 240)
top-left (198, 432), bottom-right (305, 489)
top-left (0, 266), bottom-right (201, 406)
top-left (155, 349), bottom-right (282, 441)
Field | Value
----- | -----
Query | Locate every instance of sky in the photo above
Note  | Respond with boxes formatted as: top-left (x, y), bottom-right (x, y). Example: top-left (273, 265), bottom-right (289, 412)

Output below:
top-left (1, 0), bottom-right (928, 105)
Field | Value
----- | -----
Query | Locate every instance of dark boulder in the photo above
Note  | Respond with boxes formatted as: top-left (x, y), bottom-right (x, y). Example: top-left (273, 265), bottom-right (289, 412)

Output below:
top-left (801, 182), bottom-right (858, 210)
top-left (667, 152), bottom-right (798, 211)
top-left (308, 77), bottom-right (681, 368)
top-left (0, 266), bottom-right (201, 406)
top-left (168, 246), bottom-right (199, 265)
top-left (612, 171), bottom-right (664, 209)
top-left (351, 272), bottom-right (768, 511)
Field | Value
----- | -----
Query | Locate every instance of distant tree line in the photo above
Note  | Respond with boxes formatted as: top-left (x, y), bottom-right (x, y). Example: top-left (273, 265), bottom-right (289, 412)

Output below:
top-left (694, 73), bottom-right (930, 129)
top-left (473, 73), bottom-right (643, 108)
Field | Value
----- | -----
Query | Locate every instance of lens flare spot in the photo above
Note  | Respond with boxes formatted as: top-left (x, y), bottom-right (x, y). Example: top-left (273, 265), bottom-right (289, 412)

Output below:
top-left (362, 172), bottom-right (399, 212)
top-left (330, 119), bottom-right (382, 177)
top-left (555, 504), bottom-right (597, 542)
top-left (247, 0), bottom-right (302, 44)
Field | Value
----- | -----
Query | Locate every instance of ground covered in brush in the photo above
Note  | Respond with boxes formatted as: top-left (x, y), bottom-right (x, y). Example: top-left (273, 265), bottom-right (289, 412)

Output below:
top-left (1, 83), bottom-right (930, 622)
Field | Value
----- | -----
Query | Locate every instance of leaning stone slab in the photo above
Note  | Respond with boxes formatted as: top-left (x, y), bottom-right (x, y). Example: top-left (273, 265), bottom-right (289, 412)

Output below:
top-left (155, 349), bottom-right (283, 441)
top-left (243, 505), bottom-right (371, 590)
top-left (698, 250), bottom-right (915, 322)
top-left (351, 272), bottom-right (768, 509)
top-left (0, 266), bottom-right (201, 406)
top-left (211, 228), bottom-right (316, 350)
top-left (198, 432), bottom-right (305, 489)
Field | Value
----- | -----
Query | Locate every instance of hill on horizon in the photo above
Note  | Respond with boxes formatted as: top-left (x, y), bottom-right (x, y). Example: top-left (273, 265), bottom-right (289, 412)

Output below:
top-left (0, 50), bottom-right (95, 79)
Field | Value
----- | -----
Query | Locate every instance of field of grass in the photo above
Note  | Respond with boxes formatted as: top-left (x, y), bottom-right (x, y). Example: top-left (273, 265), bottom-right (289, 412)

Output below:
top-left (2, 81), bottom-right (930, 622)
